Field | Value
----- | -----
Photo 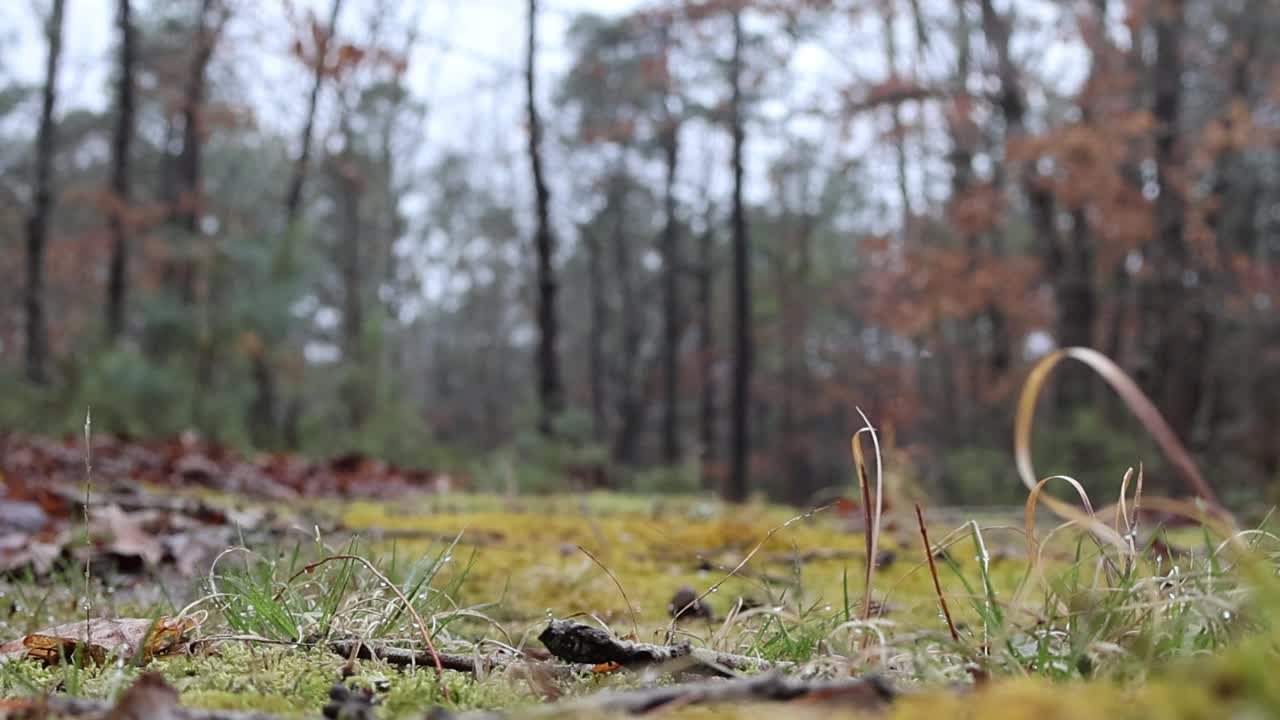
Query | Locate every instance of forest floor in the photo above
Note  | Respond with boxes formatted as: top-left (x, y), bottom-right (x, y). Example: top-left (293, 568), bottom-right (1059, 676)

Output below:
top-left (0, 468), bottom-right (1276, 719)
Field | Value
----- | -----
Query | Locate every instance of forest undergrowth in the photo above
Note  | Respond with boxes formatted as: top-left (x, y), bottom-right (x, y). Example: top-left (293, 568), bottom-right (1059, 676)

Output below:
top-left (0, 349), bottom-right (1277, 719)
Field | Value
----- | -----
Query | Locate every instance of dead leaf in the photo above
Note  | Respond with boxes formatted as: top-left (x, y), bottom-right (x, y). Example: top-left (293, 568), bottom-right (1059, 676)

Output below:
top-left (92, 505), bottom-right (165, 568)
top-left (0, 616), bottom-right (198, 665)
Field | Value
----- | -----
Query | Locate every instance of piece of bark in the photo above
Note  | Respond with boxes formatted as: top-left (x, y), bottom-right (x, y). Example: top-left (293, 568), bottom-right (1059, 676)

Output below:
top-left (427, 671), bottom-right (895, 718)
top-left (537, 619), bottom-right (788, 677)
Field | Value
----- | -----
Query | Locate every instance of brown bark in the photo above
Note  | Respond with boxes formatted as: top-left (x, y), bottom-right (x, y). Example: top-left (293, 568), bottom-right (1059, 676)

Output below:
top-left (105, 0), bottom-right (136, 344)
top-left (284, 0), bottom-right (344, 227)
top-left (582, 225), bottom-right (608, 443)
top-left (660, 109), bottom-right (682, 464)
top-left (167, 0), bottom-right (225, 304)
top-left (24, 0), bottom-right (66, 385)
top-left (696, 222), bottom-right (716, 490)
top-left (608, 171), bottom-right (645, 465)
top-left (526, 0), bottom-right (564, 435)
top-left (726, 9), bottom-right (751, 503)
top-left (335, 128), bottom-right (367, 427)
top-left (1143, 0), bottom-right (1207, 445)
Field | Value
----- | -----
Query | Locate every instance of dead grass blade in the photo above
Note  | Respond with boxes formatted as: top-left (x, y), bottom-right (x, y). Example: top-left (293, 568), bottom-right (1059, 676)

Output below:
top-left (852, 409), bottom-right (885, 639)
top-left (1014, 347), bottom-right (1222, 513)
top-left (915, 503), bottom-right (960, 643)
top-left (576, 545), bottom-right (640, 639)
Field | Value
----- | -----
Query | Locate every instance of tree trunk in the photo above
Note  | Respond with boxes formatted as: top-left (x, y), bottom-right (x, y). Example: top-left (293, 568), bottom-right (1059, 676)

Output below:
top-left (284, 0), bottom-right (344, 227)
top-left (525, 0), bottom-right (564, 435)
top-left (608, 172), bottom-right (645, 465)
top-left (105, 0), bottom-right (136, 344)
top-left (726, 9), bottom-right (751, 503)
top-left (881, 1), bottom-right (912, 225)
top-left (1143, 0), bottom-right (1207, 445)
top-left (24, 0), bottom-right (65, 385)
top-left (660, 118), bottom-right (682, 465)
top-left (696, 222), bottom-right (716, 491)
top-left (166, 0), bottom-right (222, 307)
top-left (176, 0), bottom-right (218, 235)
top-left (583, 225), bottom-right (608, 443)
top-left (335, 133), bottom-right (366, 427)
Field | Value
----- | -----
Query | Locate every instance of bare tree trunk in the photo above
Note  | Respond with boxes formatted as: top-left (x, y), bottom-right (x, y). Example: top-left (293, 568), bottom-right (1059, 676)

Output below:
top-left (695, 221), bottom-right (716, 490)
top-left (1143, 0), bottom-right (1207, 445)
top-left (105, 0), bottom-right (136, 344)
top-left (608, 172), bottom-right (645, 465)
top-left (726, 9), bottom-right (751, 503)
top-left (881, 1), bottom-right (912, 225)
top-left (24, 0), bottom-right (65, 385)
top-left (660, 117), bottom-right (682, 465)
top-left (333, 124), bottom-right (367, 428)
top-left (284, 0), bottom-right (343, 226)
top-left (175, 0), bottom-right (219, 237)
top-left (526, 0), bottom-right (564, 435)
top-left (583, 226), bottom-right (608, 443)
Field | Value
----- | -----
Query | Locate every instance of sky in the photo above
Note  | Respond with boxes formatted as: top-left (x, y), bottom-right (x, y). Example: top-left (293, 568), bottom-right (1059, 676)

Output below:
top-left (2, 0), bottom-right (1094, 249)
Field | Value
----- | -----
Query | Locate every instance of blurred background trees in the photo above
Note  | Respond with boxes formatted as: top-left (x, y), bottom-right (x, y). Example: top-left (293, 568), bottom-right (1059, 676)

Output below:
top-left (1, 0), bottom-right (1277, 506)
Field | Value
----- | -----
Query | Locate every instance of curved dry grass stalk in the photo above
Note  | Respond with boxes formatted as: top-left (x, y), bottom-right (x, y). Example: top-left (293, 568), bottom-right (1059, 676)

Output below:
top-left (576, 545), bottom-right (640, 639)
top-left (1014, 347), bottom-right (1223, 514)
top-left (851, 409), bottom-right (885, 643)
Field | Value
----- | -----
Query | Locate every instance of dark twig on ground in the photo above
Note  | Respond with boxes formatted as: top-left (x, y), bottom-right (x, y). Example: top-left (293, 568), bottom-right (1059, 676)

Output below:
top-left (327, 638), bottom-right (593, 677)
top-left (538, 619), bottom-right (790, 677)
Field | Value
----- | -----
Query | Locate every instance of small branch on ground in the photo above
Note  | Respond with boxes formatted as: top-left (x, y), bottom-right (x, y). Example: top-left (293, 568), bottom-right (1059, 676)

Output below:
top-left (327, 638), bottom-right (593, 677)
top-left (538, 619), bottom-right (790, 677)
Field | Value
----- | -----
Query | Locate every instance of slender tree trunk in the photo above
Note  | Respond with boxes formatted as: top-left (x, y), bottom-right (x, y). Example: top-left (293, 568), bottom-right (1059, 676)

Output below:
top-left (660, 119), bottom-right (682, 464)
top-left (335, 133), bottom-right (367, 428)
top-left (1143, 0), bottom-right (1207, 445)
top-left (881, 1), bottom-right (912, 225)
top-left (260, 0), bottom-right (343, 447)
top-left (583, 226), bottom-right (608, 442)
top-left (105, 0), bottom-right (136, 344)
top-left (176, 0), bottom-right (217, 235)
top-left (284, 0), bottom-right (343, 226)
top-left (726, 10), bottom-right (751, 503)
top-left (526, 0), bottom-right (564, 435)
top-left (608, 171), bottom-right (644, 465)
top-left (166, 0), bottom-right (222, 308)
top-left (24, 0), bottom-right (65, 385)
top-left (697, 222), bottom-right (716, 490)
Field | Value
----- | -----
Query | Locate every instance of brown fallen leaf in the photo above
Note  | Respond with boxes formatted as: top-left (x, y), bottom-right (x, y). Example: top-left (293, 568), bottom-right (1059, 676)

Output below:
top-left (0, 528), bottom-right (68, 575)
top-left (93, 505), bottom-right (166, 568)
top-left (0, 616), bottom-right (198, 665)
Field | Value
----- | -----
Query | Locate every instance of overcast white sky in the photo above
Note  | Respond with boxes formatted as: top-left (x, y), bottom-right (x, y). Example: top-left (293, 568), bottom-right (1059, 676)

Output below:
top-left (2, 0), bottom-right (1092, 242)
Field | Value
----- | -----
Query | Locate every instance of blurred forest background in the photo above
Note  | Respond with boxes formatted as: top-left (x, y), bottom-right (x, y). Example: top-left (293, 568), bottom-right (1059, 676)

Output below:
top-left (0, 0), bottom-right (1277, 507)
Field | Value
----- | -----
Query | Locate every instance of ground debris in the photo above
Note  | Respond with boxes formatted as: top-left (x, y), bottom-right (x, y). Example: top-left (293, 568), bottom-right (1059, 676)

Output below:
top-left (0, 616), bottom-right (198, 666)
top-left (537, 619), bottom-right (788, 677)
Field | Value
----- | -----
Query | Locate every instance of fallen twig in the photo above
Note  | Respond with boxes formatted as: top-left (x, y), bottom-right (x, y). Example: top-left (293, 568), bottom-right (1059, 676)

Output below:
top-left (327, 638), bottom-right (593, 678)
top-left (427, 670), bottom-right (896, 718)
top-left (538, 619), bottom-right (790, 677)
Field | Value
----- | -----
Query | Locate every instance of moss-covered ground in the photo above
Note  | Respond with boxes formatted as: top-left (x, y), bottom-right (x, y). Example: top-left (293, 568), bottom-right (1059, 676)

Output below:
top-left (0, 491), bottom-right (1275, 718)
